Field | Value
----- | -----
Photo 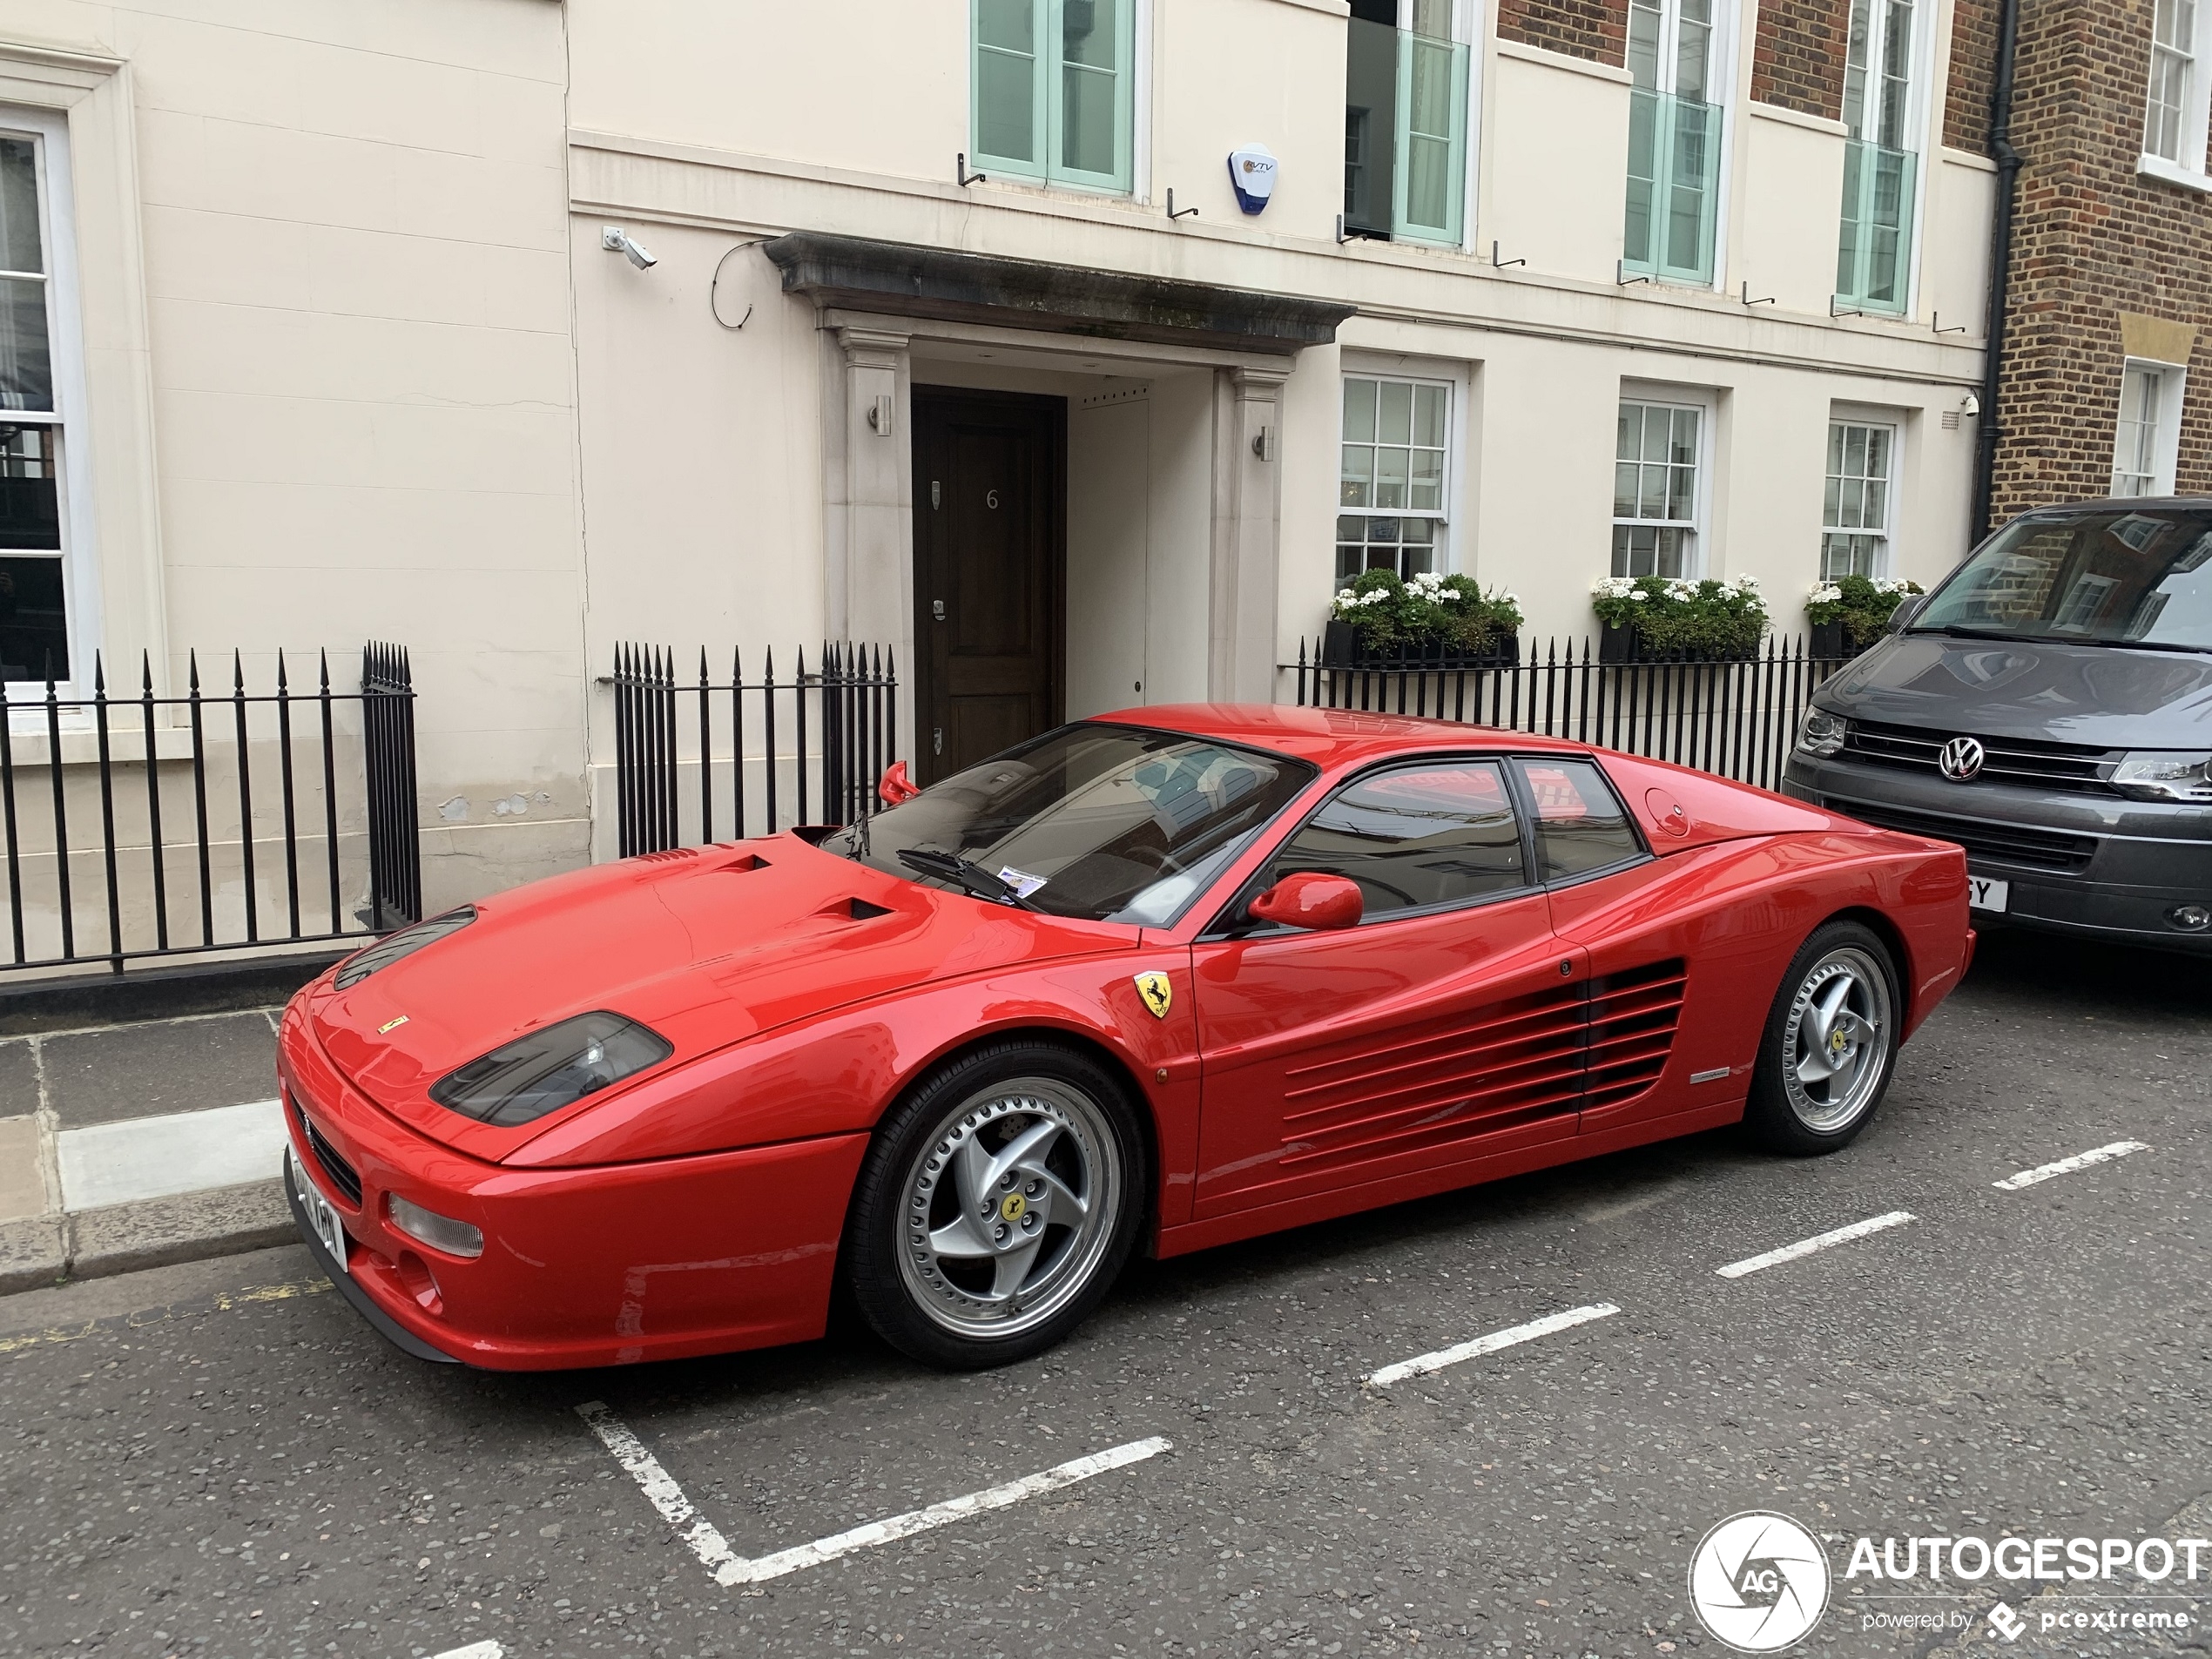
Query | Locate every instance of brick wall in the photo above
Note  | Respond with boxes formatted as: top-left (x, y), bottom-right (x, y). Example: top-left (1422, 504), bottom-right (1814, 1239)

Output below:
top-left (1749, 0), bottom-right (1847, 120)
top-left (1944, 0), bottom-right (2001, 153)
top-left (1494, 0), bottom-right (1625, 67)
top-left (1986, 0), bottom-right (2212, 521)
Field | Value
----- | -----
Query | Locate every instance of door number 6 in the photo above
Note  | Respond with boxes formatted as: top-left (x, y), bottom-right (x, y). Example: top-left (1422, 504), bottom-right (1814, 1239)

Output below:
top-left (986, 489), bottom-right (1000, 509)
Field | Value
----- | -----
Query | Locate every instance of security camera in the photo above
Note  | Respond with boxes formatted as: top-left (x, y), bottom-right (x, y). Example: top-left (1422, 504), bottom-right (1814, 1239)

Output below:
top-left (602, 226), bottom-right (658, 270)
top-left (1959, 393), bottom-right (1980, 418)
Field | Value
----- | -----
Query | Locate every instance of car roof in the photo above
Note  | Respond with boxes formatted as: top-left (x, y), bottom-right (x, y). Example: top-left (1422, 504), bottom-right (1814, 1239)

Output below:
top-left (1088, 703), bottom-right (1594, 767)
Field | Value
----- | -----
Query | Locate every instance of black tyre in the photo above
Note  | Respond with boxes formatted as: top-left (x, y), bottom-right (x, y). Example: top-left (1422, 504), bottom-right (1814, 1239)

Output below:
top-left (1743, 921), bottom-right (1901, 1156)
top-left (844, 1040), bottom-right (1148, 1370)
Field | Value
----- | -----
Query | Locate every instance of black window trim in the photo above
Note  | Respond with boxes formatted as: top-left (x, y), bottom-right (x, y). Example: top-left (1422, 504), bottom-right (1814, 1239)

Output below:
top-left (1199, 751), bottom-right (1547, 940)
top-left (1503, 752), bottom-right (1655, 890)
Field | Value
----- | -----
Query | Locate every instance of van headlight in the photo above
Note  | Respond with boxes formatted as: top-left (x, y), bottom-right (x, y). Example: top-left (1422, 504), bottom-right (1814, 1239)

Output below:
top-left (2111, 751), bottom-right (2212, 802)
top-left (1796, 707), bottom-right (1848, 759)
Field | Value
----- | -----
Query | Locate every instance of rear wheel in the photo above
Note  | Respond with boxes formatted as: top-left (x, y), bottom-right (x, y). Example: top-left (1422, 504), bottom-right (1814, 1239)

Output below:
top-left (845, 1041), bottom-right (1147, 1370)
top-left (1743, 921), bottom-right (1900, 1155)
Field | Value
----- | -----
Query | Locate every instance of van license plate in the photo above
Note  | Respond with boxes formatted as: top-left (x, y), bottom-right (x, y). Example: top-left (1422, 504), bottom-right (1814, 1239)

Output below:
top-left (1967, 874), bottom-right (2009, 913)
top-left (293, 1149), bottom-right (349, 1275)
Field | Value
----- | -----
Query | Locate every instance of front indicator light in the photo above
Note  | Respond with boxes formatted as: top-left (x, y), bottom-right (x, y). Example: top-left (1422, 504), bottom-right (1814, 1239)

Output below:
top-left (1796, 707), bottom-right (1847, 758)
top-left (388, 1193), bottom-right (483, 1258)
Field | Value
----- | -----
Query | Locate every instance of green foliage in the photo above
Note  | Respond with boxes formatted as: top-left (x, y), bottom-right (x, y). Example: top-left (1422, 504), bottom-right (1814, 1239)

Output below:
top-left (1332, 570), bottom-right (1523, 654)
top-left (1805, 574), bottom-right (1925, 649)
top-left (1589, 575), bottom-right (1769, 658)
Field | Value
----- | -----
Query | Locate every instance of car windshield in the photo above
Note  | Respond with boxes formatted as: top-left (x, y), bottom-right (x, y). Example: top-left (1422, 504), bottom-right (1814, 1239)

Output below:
top-left (1912, 507), bottom-right (2212, 651)
top-left (820, 725), bottom-right (1315, 927)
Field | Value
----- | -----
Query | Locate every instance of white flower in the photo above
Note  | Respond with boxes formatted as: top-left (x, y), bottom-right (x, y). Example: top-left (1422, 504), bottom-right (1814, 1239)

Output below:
top-left (1735, 573), bottom-right (1760, 590)
top-left (1809, 583), bottom-right (1843, 604)
top-left (1629, 590), bottom-right (1648, 601)
top-left (1591, 576), bottom-right (1637, 599)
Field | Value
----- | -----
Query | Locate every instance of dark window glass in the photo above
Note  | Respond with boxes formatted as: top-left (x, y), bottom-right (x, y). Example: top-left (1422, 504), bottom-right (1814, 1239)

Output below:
top-left (0, 422), bottom-right (58, 550)
top-left (1515, 759), bottom-right (1642, 880)
top-left (822, 723), bottom-right (1316, 927)
top-left (1911, 508), bottom-right (2212, 651)
top-left (0, 553), bottom-right (64, 680)
top-left (1272, 759), bottom-right (1524, 919)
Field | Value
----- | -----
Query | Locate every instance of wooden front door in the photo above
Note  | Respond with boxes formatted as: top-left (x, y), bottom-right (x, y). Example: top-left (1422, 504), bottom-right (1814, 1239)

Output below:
top-left (912, 388), bottom-right (1064, 784)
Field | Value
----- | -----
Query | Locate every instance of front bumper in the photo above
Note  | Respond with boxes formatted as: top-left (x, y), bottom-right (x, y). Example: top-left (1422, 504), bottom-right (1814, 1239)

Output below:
top-left (1782, 753), bottom-right (2212, 954)
top-left (278, 1003), bottom-right (872, 1371)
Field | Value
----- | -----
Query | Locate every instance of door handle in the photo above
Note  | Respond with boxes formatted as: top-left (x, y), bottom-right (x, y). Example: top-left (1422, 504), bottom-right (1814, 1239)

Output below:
top-left (933, 726), bottom-right (943, 755)
top-left (932, 599), bottom-right (947, 622)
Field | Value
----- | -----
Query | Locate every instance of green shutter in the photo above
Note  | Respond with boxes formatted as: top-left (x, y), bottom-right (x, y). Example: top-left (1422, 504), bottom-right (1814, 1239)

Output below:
top-left (1048, 0), bottom-right (1133, 192)
top-left (973, 0), bottom-right (1046, 178)
top-left (1392, 26), bottom-right (1468, 244)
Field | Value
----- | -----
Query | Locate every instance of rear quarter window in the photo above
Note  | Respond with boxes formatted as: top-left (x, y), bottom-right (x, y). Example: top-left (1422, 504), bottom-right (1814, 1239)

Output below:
top-left (1515, 759), bottom-right (1645, 880)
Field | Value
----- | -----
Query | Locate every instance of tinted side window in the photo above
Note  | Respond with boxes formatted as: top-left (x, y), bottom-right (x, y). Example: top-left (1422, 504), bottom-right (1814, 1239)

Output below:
top-left (1515, 759), bottom-right (1643, 880)
top-left (1272, 760), bottom-right (1525, 919)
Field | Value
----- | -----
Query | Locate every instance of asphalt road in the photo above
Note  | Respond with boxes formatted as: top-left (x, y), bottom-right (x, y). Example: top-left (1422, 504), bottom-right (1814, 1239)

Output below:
top-left (2, 930), bottom-right (2206, 1659)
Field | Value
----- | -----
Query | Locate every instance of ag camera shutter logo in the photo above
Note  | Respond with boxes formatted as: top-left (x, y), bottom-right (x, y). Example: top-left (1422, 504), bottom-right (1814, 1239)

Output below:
top-left (1688, 1511), bottom-right (1832, 1652)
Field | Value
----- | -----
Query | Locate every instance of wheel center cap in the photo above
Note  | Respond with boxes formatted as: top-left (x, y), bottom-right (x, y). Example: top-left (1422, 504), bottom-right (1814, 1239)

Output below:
top-left (1000, 1191), bottom-right (1028, 1223)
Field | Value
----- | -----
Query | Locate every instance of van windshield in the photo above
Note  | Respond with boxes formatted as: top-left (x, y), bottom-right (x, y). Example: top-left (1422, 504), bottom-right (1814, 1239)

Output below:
top-left (820, 724), bottom-right (1316, 927)
top-left (1912, 508), bottom-right (2212, 651)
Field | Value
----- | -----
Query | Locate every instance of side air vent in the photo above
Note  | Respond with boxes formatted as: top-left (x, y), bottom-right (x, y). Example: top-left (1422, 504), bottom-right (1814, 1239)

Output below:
top-left (292, 1100), bottom-right (363, 1208)
top-left (1279, 981), bottom-right (1589, 1168)
top-left (1582, 958), bottom-right (1689, 1111)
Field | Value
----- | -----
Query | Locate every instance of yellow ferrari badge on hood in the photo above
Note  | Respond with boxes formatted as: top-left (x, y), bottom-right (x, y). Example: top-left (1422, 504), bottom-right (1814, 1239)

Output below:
top-left (1134, 971), bottom-right (1173, 1021)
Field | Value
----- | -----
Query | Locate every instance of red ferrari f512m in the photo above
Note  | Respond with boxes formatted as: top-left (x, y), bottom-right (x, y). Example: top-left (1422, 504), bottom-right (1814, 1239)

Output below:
top-left (279, 705), bottom-right (1972, 1371)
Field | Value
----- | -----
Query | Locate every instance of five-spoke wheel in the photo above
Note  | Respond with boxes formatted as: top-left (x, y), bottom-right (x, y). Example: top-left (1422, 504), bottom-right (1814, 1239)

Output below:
top-left (1745, 921), bottom-right (1901, 1154)
top-left (846, 1042), bottom-right (1146, 1369)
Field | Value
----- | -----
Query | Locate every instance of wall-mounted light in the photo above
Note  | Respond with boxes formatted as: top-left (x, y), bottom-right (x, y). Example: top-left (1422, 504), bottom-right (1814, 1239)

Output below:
top-left (1959, 393), bottom-right (1981, 419)
top-left (1251, 424), bottom-right (1277, 462)
top-left (602, 226), bottom-right (658, 270)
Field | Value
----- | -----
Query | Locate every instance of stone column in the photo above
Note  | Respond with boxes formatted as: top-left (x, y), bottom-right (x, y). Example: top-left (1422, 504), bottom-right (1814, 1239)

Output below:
top-left (1208, 364), bottom-right (1290, 703)
top-left (824, 322), bottom-right (913, 652)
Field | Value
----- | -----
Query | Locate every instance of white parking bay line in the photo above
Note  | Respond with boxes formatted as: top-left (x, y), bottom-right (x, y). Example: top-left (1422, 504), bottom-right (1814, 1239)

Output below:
top-left (1993, 1140), bottom-right (2149, 1190)
top-left (1715, 1211), bottom-right (1915, 1279)
top-left (56, 1098), bottom-right (286, 1211)
top-left (1365, 1303), bottom-right (1621, 1389)
top-left (577, 1399), bottom-right (1169, 1588)
top-left (431, 1643), bottom-right (502, 1659)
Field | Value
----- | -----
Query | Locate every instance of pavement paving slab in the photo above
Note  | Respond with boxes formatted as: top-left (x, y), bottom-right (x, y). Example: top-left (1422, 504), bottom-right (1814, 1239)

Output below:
top-left (38, 1008), bottom-right (278, 1128)
top-left (0, 1034), bottom-right (38, 1116)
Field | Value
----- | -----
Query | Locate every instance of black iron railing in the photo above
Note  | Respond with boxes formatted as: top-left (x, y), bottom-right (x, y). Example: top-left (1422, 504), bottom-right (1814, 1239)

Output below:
top-left (0, 644), bottom-right (421, 976)
top-left (610, 644), bottom-right (898, 857)
top-left (1293, 634), bottom-right (1848, 792)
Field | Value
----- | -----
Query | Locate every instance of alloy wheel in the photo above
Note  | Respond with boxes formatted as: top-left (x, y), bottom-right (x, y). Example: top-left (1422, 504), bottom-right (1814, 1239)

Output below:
top-left (1778, 945), bottom-right (1892, 1133)
top-left (894, 1077), bottom-right (1123, 1340)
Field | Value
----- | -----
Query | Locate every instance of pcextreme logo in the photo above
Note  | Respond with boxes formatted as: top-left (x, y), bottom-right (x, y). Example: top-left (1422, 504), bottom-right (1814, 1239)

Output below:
top-left (1688, 1511), bottom-right (1832, 1652)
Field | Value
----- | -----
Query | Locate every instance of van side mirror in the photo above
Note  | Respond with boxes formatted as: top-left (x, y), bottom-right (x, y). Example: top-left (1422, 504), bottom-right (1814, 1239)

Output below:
top-left (1248, 872), bottom-right (1363, 931)
top-left (878, 760), bottom-right (921, 805)
top-left (1886, 594), bottom-right (1929, 634)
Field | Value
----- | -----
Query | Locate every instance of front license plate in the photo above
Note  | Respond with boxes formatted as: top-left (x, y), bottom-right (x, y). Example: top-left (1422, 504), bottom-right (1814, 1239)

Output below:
top-left (1967, 873), bottom-right (2010, 913)
top-left (293, 1149), bottom-right (349, 1275)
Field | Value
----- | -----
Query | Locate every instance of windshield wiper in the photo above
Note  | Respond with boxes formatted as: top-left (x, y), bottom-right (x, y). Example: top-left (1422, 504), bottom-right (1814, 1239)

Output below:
top-left (1910, 624), bottom-right (2053, 644)
top-left (895, 847), bottom-right (1039, 909)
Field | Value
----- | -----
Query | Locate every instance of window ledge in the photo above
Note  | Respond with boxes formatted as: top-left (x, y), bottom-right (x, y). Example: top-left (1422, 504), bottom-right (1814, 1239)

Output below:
top-left (1748, 102), bottom-right (1848, 138)
top-left (2137, 153), bottom-right (2212, 194)
top-left (1, 722), bottom-right (215, 766)
top-left (1493, 37), bottom-right (1632, 86)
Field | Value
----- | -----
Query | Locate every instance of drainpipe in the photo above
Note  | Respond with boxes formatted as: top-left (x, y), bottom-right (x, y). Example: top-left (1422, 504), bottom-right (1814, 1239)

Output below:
top-left (1969, 0), bottom-right (2023, 546)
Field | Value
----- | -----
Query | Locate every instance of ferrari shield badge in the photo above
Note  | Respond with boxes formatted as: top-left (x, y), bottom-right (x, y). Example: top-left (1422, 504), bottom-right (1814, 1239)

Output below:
top-left (1134, 971), bottom-right (1174, 1021)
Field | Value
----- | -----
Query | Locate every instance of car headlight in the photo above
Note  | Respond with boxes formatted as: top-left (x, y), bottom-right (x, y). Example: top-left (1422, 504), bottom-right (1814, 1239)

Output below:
top-left (2111, 751), bottom-right (2212, 802)
top-left (428, 1010), bottom-right (674, 1127)
top-left (1796, 707), bottom-right (1848, 759)
top-left (388, 1193), bottom-right (483, 1258)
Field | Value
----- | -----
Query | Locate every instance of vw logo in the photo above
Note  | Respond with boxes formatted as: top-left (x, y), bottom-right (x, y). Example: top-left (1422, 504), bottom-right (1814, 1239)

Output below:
top-left (1938, 736), bottom-right (1986, 782)
top-left (1688, 1511), bottom-right (1831, 1652)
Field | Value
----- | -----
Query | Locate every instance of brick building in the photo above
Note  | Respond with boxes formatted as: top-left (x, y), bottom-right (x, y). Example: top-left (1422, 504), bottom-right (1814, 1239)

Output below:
top-left (1952, 0), bottom-right (2212, 527)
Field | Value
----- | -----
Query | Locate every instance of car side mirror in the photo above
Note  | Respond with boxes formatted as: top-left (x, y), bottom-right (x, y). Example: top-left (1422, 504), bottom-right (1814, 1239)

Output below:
top-left (878, 760), bottom-right (921, 806)
top-left (1886, 594), bottom-right (1929, 634)
top-left (1248, 872), bottom-right (1363, 931)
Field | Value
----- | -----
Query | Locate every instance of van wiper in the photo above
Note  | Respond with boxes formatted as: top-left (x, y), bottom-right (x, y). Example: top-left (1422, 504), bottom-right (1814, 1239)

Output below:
top-left (1911, 624), bottom-right (2053, 644)
top-left (895, 847), bottom-right (1039, 909)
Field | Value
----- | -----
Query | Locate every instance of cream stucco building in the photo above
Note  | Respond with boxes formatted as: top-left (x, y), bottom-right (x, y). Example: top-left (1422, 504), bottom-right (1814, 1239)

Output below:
top-left (0, 0), bottom-right (1994, 921)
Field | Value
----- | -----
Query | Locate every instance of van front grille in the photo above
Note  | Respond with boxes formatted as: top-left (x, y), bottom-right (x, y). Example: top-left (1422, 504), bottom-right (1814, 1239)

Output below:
top-left (1843, 719), bottom-right (2118, 794)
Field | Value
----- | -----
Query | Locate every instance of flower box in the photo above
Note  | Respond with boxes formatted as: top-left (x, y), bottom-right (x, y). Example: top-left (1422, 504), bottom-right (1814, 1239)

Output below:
top-left (1590, 575), bottom-right (1769, 663)
top-left (1327, 570), bottom-right (1524, 667)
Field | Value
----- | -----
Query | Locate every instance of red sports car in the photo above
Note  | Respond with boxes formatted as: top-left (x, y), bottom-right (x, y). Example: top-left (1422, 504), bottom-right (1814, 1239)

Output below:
top-left (278, 705), bottom-right (1972, 1372)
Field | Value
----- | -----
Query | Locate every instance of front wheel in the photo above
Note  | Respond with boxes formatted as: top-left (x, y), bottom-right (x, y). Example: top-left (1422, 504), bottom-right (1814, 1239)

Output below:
top-left (844, 1041), bottom-right (1148, 1370)
top-left (1743, 921), bottom-right (1900, 1155)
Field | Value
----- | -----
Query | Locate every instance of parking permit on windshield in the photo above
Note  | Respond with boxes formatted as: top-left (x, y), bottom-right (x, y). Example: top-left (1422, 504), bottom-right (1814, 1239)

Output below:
top-left (996, 867), bottom-right (1049, 899)
top-left (1967, 874), bottom-right (2009, 912)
